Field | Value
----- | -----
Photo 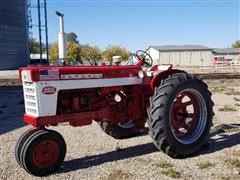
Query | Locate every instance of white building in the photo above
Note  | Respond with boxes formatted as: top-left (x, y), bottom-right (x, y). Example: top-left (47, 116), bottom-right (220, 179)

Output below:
top-left (147, 45), bottom-right (213, 66)
top-left (30, 54), bottom-right (48, 65)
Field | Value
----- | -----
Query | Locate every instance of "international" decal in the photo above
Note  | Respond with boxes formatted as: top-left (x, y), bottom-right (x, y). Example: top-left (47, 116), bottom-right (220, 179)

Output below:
top-left (42, 86), bottom-right (57, 95)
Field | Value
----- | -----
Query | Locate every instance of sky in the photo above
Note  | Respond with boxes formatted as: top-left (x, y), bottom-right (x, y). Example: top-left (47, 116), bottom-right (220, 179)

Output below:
top-left (31, 0), bottom-right (240, 51)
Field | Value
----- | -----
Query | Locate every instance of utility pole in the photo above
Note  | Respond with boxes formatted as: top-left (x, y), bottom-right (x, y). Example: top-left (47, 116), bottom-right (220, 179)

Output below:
top-left (37, 0), bottom-right (42, 64)
top-left (44, 0), bottom-right (49, 64)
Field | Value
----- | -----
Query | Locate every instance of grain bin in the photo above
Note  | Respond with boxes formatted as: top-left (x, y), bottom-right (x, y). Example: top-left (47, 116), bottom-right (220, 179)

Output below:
top-left (0, 0), bottom-right (28, 70)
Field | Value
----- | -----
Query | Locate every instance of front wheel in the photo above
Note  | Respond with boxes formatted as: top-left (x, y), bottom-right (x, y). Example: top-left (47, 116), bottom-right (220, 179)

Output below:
top-left (18, 129), bottom-right (66, 176)
top-left (15, 128), bottom-right (38, 167)
top-left (147, 73), bottom-right (214, 157)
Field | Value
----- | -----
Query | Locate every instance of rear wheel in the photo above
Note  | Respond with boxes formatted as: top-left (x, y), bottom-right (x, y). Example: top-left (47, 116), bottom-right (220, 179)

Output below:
top-left (147, 73), bottom-right (213, 157)
top-left (19, 129), bottom-right (66, 176)
top-left (98, 120), bottom-right (138, 139)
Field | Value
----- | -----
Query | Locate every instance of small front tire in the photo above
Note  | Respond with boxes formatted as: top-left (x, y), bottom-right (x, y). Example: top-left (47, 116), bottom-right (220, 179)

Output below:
top-left (19, 129), bottom-right (66, 176)
top-left (15, 128), bottom-right (38, 167)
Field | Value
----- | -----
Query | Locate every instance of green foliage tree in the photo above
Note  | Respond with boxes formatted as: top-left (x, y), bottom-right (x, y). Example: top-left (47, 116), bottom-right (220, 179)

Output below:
top-left (81, 45), bottom-right (101, 65)
top-left (67, 32), bottom-right (79, 44)
top-left (49, 43), bottom-right (59, 65)
top-left (28, 37), bottom-right (47, 54)
top-left (102, 45), bottom-right (131, 64)
top-left (232, 40), bottom-right (240, 48)
top-left (28, 38), bottom-right (40, 54)
top-left (67, 42), bottom-right (82, 64)
top-left (49, 41), bottom-right (131, 66)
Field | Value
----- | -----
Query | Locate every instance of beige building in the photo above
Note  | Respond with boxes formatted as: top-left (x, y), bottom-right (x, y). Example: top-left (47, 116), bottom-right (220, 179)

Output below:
top-left (147, 45), bottom-right (213, 66)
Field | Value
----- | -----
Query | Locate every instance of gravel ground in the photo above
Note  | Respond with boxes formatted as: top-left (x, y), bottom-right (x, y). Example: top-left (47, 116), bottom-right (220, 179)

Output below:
top-left (0, 71), bottom-right (240, 180)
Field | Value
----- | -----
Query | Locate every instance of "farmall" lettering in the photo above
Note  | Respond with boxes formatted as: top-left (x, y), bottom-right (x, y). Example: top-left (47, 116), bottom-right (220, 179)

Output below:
top-left (61, 74), bottom-right (103, 80)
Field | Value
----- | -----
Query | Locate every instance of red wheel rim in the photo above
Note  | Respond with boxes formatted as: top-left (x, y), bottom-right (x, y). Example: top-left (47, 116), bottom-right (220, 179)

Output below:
top-left (170, 89), bottom-right (207, 144)
top-left (32, 140), bottom-right (60, 168)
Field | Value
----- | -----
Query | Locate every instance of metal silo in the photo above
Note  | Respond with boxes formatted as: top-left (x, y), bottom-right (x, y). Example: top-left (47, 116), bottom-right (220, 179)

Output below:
top-left (0, 0), bottom-right (28, 70)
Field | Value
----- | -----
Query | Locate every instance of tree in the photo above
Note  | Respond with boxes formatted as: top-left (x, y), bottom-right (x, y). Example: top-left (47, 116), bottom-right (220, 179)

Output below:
top-left (67, 42), bottom-right (82, 64)
top-left (67, 32), bottom-right (79, 44)
top-left (49, 42), bottom-right (82, 65)
top-left (232, 40), bottom-right (240, 48)
top-left (28, 38), bottom-right (40, 54)
top-left (49, 43), bottom-right (59, 65)
top-left (102, 45), bottom-right (131, 64)
top-left (81, 45), bottom-right (101, 65)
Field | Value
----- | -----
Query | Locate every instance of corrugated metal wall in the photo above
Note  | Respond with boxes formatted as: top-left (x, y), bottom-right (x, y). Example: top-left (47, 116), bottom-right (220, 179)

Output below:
top-left (149, 48), bottom-right (213, 66)
top-left (0, 0), bottom-right (28, 70)
top-left (148, 48), bottom-right (159, 64)
top-left (158, 51), bottom-right (212, 66)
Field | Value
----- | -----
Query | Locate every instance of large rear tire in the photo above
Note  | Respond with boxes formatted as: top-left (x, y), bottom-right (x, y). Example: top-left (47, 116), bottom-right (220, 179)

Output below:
top-left (147, 73), bottom-right (213, 157)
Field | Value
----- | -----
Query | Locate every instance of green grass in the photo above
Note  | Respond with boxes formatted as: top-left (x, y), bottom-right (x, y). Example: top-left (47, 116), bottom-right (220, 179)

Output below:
top-left (233, 97), bottom-right (240, 102)
top-left (225, 159), bottom-right (240, 168)
top-left (224, 151), bottom-right (240, 176)
top-left (225, 89), bottom-right (240, 95)
top-left (135, 158), bottom-right (149, 165)
top-left (197, 161), bottom-right (215, 169)
top-left (211, 87), bottom-right (225, 93)
top-left (221, 177), bottom-right (230, 180)
top-left (218, 105), bottom-right (237, 112)
top-left (155, 160), bottom-right (174, 168)
top-left (103, 169), bottom-right (133, 180)
top-left (233, 149), bottom-right (240, 157)
top-left (161, 168), bottom-right (181, 178)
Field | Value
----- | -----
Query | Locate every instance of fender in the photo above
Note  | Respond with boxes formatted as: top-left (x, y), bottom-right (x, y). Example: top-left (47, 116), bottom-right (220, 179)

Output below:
top-left (150, 69), bottom-right (186, 89)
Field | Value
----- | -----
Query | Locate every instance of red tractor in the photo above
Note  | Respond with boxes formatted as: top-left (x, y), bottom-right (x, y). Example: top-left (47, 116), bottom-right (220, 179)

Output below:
top-left (15, 50), bottom-right (213, 176)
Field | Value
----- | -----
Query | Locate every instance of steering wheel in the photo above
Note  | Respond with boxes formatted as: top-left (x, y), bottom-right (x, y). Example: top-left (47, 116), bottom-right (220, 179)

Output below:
top-left (135, 50), bottom-right (153, 67)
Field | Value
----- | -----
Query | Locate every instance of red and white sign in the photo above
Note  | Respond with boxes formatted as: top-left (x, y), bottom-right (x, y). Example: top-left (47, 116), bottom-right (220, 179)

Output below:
top-left (42, 86), bottom-right (57, 95)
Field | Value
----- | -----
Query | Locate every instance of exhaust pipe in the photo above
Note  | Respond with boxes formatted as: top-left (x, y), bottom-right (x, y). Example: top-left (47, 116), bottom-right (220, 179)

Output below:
top-left (56, 11), bottom-right (67, 65)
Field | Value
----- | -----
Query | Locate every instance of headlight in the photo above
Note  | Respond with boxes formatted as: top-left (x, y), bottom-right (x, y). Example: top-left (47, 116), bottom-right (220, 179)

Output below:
top-left (138, 70), bottom-right (146, 78)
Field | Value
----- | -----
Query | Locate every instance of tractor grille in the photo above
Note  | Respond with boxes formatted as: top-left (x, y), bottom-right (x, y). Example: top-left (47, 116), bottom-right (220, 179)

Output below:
top-left (23, 81), bottom-right (38, 116)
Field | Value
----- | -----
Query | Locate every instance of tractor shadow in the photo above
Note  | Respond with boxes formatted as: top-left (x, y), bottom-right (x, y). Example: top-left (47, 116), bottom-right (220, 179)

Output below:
top-left (61, 142), bottom-right (157, 173)
top-left (0, 86), bottom-right (26, 135)
top-left (196, 124), bottom-right (240, 156)
top-left (62, 124), bottom-right (240, 173)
